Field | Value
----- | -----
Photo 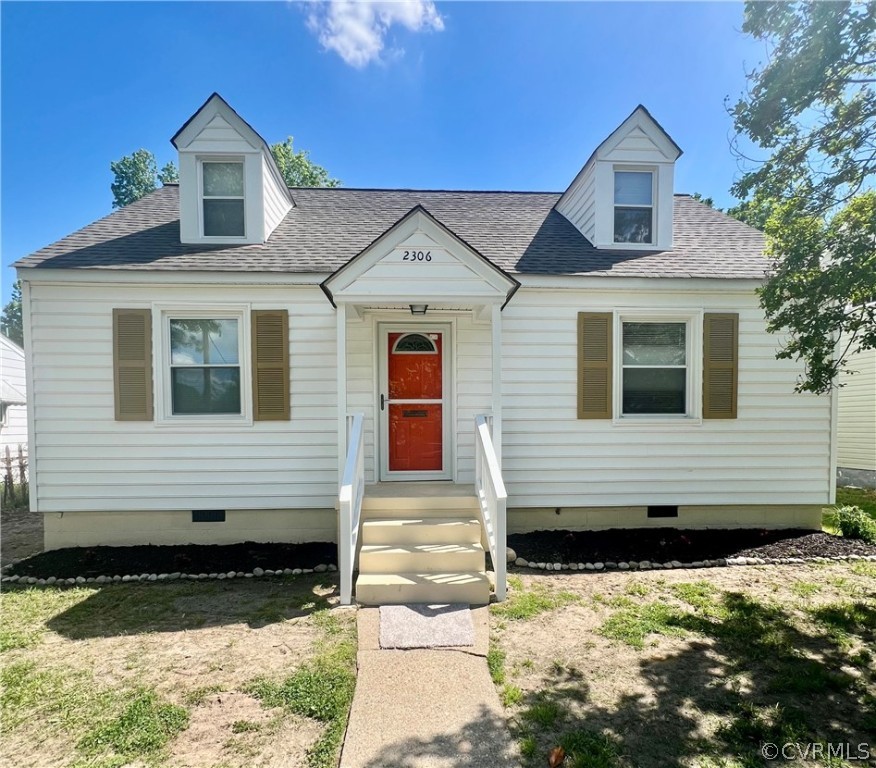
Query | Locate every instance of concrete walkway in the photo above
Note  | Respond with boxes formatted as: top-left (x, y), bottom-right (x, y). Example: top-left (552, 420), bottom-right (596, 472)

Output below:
top-left (340, 606), bottom-right (520, 768)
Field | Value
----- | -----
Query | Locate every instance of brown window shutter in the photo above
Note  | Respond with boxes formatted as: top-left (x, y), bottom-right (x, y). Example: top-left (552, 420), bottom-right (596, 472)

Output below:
top-left (252, 310), bottom-right (290, 421)
top-left (703, 313), bottom-right (739, 419)
top-left (578, 312), bottom-right (613, 419)
top-left (113, 309), bottom-right (153, 421)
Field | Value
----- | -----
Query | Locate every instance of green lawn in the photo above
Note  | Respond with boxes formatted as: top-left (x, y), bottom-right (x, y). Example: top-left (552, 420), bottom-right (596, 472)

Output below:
top-left (824, 486), bottom-right (876, 533)
top-left (491, 563), bottom-right (876, 768)
top-left (1, 576), bottom-right (356, 768)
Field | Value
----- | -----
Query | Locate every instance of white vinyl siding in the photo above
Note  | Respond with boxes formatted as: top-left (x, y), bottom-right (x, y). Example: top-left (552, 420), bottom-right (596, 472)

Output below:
top-left (262, 155), bottom-right (291, 237)
top-left (0, 335), bottom-right (28, 456)
top-left (555, 161), bottom-right (597, 243)
top-left (611, 125), bottom-right (670, 161)
top-left (26, 277), bottom-right (832, 518)
top-left (187, 114), bottom-right (246, 147)
top-left (501, 287), bottom-right (832, 508)
top-left (28, 282), bottom-right (337, 512)
top-left (837, 345), bottom-right (876, 471)
top-left (339, 248), bottom-right (502, 301)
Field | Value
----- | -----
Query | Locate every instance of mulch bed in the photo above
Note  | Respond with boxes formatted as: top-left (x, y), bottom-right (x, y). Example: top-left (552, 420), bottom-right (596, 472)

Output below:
top-left (8, 541), bottom-right (337, 579)
top-left (508, 528), bottom-right (876, 565)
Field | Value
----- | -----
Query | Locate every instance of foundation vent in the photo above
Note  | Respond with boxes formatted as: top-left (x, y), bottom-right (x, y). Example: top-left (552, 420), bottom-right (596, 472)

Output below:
top-left (192, 510), bottom-right (226, 523)
top-left (647, 505), bottom-right (678, 519)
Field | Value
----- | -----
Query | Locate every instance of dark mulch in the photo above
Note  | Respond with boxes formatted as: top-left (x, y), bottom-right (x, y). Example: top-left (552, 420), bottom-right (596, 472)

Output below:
top-left (508, 528), bottom-right (876, 565)
top-left (8, 541), bottom-right (337, 579)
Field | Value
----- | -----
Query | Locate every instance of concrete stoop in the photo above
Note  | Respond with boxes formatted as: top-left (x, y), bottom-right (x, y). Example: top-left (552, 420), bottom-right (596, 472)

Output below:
top-left (354, 492), bottom-right (490, 605)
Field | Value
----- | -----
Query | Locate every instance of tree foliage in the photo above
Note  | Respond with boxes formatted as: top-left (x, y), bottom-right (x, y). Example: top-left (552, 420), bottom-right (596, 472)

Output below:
top-left (270, 137), bottom-right (340, 188)
top-left (110, 149), bottom-right (179, 209)
top-left (158, 162), bottom-right (179, 185)
top-left (110, 137), bottom-right (336, 210)
top-left (729, 1), bottom-right (876, 393)
top-left (1, 280), bottom-right (23, 347)
top-left (690, 192), bottom-right (716, 208)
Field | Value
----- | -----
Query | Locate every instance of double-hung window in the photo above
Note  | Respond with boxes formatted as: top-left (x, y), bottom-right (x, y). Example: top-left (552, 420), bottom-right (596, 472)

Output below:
top-left (621, 320), bottom-right (689, 416)
top-left (614, 170), bottom-right (654, 244)
top-left (202, 161), bottom-right (245, 237)
top-left (169, 317), bottom-right (242, 416)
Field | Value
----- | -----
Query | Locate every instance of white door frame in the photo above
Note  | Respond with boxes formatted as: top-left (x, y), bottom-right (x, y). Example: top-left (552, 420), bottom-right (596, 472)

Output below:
top-left (377, 322), bottom-right (454, 481)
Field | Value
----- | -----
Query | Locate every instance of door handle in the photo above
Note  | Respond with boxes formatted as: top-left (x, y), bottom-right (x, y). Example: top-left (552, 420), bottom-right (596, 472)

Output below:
top-left (380, 394), bottom-right (385, 411)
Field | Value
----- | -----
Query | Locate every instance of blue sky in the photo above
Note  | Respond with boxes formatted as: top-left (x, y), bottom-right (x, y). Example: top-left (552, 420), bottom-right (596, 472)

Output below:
top-left (1, 1), bottom-right (765, 304)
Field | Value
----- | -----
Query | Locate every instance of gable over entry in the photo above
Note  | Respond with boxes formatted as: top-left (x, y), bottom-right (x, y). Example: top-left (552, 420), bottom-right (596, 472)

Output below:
top-left (320, 205), bottom-right (519, 310)
top-left (323, 206), bottom-right (518, 486)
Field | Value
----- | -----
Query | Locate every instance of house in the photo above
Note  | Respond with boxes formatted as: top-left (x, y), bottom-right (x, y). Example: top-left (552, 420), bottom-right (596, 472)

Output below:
top-left (0, 333), bottom-right (28, 468)
top-left (836, 340), bottom-right (876, 489)
top-left (14, 94), bottom-right (835, 604)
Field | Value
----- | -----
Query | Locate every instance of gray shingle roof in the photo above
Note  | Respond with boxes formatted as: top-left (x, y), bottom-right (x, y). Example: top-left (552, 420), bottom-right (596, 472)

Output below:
top-left (14, 185), bottom-right (769, 279)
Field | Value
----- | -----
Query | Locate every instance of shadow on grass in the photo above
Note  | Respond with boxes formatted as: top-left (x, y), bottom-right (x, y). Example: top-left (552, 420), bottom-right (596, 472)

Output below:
top-left (46, 576), bottom-right (339, 640)
top-left (513, 593), bottom-right (876, 767)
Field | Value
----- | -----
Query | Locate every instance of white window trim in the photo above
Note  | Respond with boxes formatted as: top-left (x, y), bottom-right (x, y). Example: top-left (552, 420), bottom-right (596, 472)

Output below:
top-left (198, 157), bottom-right (247, 240)
top-left (612, 308), bottom-right (703, 426)
top-left (153, 303), bottom-right (253, 427)
top-left (612, 166), bottom-right (657, 248)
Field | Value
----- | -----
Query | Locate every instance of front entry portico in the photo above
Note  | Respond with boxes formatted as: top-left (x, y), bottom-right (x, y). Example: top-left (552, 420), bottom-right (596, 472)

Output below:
top-left (322, 204), bottom-right (519, 486)
top-left (322, 204), bottom-right (516, 605)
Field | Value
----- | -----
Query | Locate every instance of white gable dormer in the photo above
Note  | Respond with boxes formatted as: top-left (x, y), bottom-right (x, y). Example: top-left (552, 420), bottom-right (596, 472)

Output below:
top-left (556, 105), bottom-right (682, 251)
top-left (171, 93), bottom-right (293, 245)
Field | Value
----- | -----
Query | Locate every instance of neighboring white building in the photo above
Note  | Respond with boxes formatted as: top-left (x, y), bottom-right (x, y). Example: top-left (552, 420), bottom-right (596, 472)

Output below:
top-left (0, 333), bottom-right (28, 468)
top-left (14, 95), bottom-right (835, 604)
top-left (837, 342), bottom-right (876, 489)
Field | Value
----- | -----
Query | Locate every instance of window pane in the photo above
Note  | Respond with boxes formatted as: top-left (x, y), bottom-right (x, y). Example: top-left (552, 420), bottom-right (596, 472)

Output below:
top-left (203, 162), bottom-right (244, 197)
top-left (204, 199), bottom-right (245, 237)
top-left (171, 319), bottom-right (239, 365)
top-left (172, 367), bottom-right (241, 414)
top-left (614, 207), bottom-right (653, 244)
top-left (623, 322), bottom-right (686, 365)
top-left (614, 171), bottom-right (652, 205)
top-left (623, 368), bottom-right (686, 414)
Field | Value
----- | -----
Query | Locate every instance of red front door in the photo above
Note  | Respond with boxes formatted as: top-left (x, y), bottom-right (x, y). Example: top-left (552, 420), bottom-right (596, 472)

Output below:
top-left (387, 332), bottom-right (443, 472)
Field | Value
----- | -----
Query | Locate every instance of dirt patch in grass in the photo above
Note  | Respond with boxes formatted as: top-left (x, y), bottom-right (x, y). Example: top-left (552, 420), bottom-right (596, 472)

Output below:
top-left (10, 540), bottom-right (337, 579)
top-left (1, 575), bottom-right (356, 768)
top-left (508, 527), bottom-right (876, 564)
top-left (1, 501), bottom-right (42, 566)
top-left (490, 563), bottom-right (876, 767)
top-left (168, 690), bottom-right (322, 768)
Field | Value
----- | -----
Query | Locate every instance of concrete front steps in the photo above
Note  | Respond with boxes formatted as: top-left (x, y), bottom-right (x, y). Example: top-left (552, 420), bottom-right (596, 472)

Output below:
top-left (354, 485), bottom-right (490, 605)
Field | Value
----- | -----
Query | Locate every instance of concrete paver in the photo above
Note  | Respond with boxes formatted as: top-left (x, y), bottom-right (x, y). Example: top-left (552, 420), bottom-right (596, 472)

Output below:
top-left (341, 608), bottom-right (519, 768)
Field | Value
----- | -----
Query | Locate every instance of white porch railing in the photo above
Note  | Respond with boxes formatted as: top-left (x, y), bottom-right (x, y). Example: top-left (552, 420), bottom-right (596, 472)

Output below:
top-left (474, 414), bottom-right (507, 601)
top-left (339, 413), bottom-right (365, 605)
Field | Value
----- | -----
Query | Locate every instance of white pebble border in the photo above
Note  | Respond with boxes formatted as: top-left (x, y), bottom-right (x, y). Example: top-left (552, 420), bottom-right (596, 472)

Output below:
top-left (0, 561), bottom-right (337, 587)
top-left (510, 553), bottom-right (876, 573)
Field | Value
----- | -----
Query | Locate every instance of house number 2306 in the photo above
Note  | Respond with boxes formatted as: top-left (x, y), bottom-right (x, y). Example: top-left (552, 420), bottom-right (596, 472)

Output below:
top-left (402, 250), bottom-right (432, 261)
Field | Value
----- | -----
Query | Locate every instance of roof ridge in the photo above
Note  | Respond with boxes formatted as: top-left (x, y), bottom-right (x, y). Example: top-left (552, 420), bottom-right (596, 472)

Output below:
top-left (287, 186), bottom-right (564, 195)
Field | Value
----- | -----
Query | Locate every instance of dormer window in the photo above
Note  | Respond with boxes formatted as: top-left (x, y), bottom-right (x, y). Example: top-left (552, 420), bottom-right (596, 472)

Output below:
top-left (202, 160), bottom-right (245, 237)
top-left (614, 170), bottom-right (654, 244)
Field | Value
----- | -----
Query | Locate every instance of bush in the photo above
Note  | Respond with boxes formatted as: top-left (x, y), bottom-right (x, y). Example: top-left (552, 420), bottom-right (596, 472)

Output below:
top-left (834, 505), bottom-right (876, 544)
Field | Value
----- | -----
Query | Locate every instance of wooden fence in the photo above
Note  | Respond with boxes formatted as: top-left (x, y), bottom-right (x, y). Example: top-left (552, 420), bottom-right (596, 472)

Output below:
top-left (2, 445), bottom-right (28, 508)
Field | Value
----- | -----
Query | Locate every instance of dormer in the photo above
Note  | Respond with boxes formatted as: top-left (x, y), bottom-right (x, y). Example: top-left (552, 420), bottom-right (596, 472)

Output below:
top-left (556, 105), bottom-right (682, 251)
top-left (171, 94), bottom-right (294, 245)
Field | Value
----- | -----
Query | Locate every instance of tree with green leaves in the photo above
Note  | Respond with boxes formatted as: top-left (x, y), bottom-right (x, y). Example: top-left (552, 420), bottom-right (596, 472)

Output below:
top-left (1, 280), bottom-right (23, 347)
top-left (110, 149), bottom-right (179, 209)
top-left (111, 137), bottom-right (336, 209)
top-left (270, 137), bottom-right (339, 188)
top-left (729, 1), bottom-right (875, 394)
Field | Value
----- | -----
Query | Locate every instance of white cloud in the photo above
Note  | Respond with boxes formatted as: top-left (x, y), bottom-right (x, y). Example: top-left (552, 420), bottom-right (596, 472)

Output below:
top-left (305, 0), bottom-right (444, 68)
